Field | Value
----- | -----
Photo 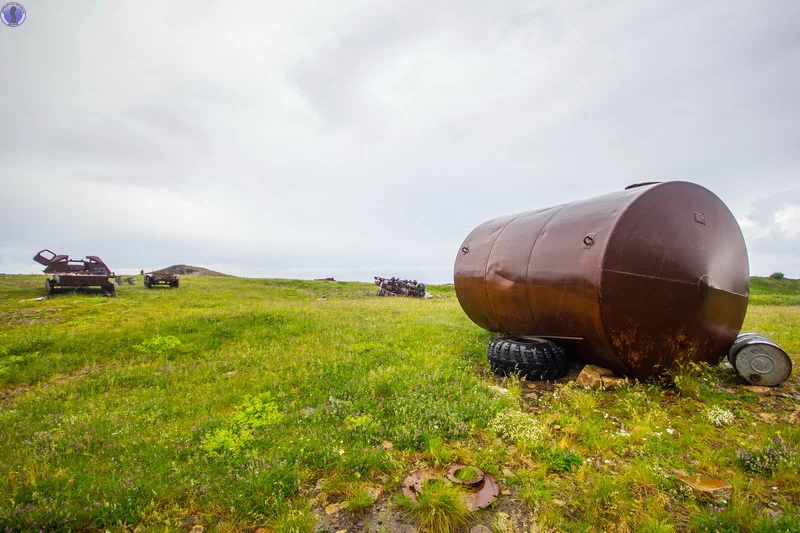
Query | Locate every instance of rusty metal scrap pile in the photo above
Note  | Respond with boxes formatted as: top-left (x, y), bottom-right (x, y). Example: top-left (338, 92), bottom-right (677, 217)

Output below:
top-left (374, 276), bottom-right (426, 298)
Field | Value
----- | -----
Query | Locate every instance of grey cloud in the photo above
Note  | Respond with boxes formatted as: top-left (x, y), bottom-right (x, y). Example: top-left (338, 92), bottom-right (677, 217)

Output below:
top-left (2, 0), bottom-right (800, 281)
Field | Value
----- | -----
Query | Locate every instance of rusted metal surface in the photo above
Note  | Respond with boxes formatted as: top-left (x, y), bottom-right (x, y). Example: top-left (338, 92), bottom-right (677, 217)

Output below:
top-left (34, 249), bottom-right (113, 276)
top-left (401, 465), bottom-right (499, 510)
top-left (454, 181), bottom-right (750, 379)
top-left (141, 269), bottom-right (179, 289)
top-left (374, 276), bottom-right (426, 297)
top-left (34, 249), bottom-right (117, 294)
top-left (446, 464), bottom-right (484, 485)
top-left (401, 470), bottom-right (428, 501)
top-left (728, 333), bottom-right (791, 386)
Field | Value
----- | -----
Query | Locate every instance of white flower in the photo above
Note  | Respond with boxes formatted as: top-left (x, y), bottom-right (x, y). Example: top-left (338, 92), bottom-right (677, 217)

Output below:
top-left (666, 428), bottom-right (675, 434)
top-left (704, 406), bottom-right (735, 427)
top-left (338, 449), bottom-right (345, 455)
top-left (490, 410), bottom-right (547, 444)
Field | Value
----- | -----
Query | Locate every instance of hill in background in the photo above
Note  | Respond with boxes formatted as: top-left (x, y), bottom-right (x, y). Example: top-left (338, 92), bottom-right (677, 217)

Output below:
top-left (153, 264), bottom-right (231, 277)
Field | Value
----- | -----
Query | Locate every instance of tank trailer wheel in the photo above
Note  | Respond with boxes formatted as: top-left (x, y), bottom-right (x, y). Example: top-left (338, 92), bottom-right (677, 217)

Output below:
top-left (487, 337), bottom-right (568, 380)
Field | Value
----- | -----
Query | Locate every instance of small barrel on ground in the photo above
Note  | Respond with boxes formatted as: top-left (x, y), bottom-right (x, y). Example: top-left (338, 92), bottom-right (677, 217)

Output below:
top-left (728, 333), bottom-right (792, 386)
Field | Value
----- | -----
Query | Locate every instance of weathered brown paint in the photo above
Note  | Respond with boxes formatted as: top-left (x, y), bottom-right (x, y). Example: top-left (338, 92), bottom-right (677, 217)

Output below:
top-left (454, 182), bottom-right (750, 379)
top-left (33, 249), bottom-right (116, 292)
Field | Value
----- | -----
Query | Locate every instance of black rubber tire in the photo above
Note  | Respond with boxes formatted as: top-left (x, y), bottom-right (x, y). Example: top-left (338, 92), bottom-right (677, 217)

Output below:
top-left (144, 277), bottom-right (152, 289)
top-left (487, 337), bottom-right (568, 380)
top-left (45, 278), bottom-right (53, 294)
top-left (417, 283), bottom-right (426, 294)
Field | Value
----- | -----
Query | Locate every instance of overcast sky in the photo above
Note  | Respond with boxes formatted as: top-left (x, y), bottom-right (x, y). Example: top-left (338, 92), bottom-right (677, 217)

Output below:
top-left (1, 0), bottom-right (799, 282)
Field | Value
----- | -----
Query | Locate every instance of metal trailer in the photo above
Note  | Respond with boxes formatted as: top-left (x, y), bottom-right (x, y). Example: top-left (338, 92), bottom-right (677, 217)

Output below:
top-left (141, 270), bottom-right (180, 289)
top-left (453, 182), bottom-right (750, 380)
top-left (33, 249), bottom-right (117, 294)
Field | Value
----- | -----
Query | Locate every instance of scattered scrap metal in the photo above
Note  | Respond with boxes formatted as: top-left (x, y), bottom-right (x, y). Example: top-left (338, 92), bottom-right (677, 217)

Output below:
top-left (401, 464), bottom-right (499, 510)
top-left (374, 276), bottom-right (427, 297)
top-left (34, 249), bottom-right (117, 295)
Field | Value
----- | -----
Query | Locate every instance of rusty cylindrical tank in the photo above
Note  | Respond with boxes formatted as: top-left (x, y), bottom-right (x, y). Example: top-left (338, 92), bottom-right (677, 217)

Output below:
top-left (454, 181), bottom-right (750, 379)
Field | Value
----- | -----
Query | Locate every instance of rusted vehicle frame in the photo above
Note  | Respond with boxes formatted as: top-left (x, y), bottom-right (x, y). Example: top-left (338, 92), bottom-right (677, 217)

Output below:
top-left (33, 249), bottom-right (117, 294)
top-left (141, 270), bottom-right (179, 289)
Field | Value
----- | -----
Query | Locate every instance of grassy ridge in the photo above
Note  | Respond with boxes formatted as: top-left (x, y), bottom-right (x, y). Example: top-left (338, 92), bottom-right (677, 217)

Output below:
top-left (0, 275), bottom-right (798, 532)
top-left (750, 276), bottom-right (800, 306)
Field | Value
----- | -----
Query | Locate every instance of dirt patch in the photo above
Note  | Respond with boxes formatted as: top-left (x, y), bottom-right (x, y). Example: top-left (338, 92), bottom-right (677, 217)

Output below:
top-left (0, 308), bottom-right (60, 326)
top-left (312, 498), bottom-right (418, 533)
top-left (0, 366), bottom-right (98, 405)
top-left (310, 482), bottom-right (533, 533)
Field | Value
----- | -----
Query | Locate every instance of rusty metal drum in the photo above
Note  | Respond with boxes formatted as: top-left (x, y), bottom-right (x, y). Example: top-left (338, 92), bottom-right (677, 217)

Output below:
top-left (728, 333), bottom-right (792, 386)
top-left (454, 181), bottom-right (750, 379)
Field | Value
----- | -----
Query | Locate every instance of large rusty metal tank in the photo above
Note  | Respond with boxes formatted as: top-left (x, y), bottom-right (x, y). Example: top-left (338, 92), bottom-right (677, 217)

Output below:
top-left (454, 181), bottom-right (750, 379)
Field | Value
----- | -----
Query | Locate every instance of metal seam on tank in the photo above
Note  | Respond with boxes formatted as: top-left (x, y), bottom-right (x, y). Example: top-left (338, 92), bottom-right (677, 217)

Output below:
top-left (596, 184), bottom-right (659, 370)
top-left (482, 212), bottom-right (527, 331)
top-left (522, 204), bottom-right (567, 335)
top-left (600, 182), bottom-right (750, 296)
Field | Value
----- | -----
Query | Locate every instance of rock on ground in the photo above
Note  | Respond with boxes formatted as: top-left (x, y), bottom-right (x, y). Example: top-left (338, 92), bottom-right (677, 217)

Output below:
top-left (677, 474), bottom-right (733, 503)
top-left (575, 365), bottom-right (628, 389)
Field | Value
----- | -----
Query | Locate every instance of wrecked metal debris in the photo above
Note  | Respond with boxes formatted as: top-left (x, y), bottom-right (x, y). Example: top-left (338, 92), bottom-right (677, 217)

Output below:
top-left (401, 465), bottom-right (499, 511)
top-left (374, 276), bottom-right (426, 297)
top-left (34, 249), bottom-right (117, 294)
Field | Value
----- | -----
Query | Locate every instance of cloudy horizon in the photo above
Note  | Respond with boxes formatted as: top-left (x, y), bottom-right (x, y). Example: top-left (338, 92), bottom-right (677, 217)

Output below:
top-left (2, 1), bottom-right (799, 283)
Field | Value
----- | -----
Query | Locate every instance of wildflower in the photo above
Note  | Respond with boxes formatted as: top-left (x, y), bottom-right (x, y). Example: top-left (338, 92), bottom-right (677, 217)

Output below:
top-left (704, 406), bottom-right (735, 427)
top-left (736, 437), bottom-right (793, 475)
top-left (490, 410), bottom-right (547, 444)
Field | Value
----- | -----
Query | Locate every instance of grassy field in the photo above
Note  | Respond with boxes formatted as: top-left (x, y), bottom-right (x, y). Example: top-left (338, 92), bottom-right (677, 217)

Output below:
top-left (0, 275), bottom-right (798, 532)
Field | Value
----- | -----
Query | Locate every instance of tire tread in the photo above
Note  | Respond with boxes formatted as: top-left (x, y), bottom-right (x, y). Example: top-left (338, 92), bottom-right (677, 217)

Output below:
top-left (487, 337), bottom-right (567, 380)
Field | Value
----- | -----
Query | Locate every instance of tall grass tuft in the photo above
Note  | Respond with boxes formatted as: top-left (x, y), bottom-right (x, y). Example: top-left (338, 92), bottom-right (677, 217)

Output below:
top-left (397, 480), bottom-right (472, 533)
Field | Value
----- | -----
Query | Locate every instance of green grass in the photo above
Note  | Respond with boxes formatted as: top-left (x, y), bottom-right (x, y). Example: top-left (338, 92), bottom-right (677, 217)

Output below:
top-left (397, 480), bottom-right (472, 533)
top-left (750, 276), bottom-right (800, 306)
top-left (0, 274), bottom-right (799, 532)
top-left (454, 466), bottom-right (480, 482)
